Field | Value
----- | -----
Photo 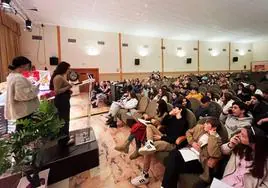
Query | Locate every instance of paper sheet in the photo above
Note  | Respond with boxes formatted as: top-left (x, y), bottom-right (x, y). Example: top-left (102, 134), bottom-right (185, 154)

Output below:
top-left (179, 147), bottom-right (199, 162)
top-left (210, 178), bottom-right (233, 188)
top-left (137, 118), bottom-right (151, 126)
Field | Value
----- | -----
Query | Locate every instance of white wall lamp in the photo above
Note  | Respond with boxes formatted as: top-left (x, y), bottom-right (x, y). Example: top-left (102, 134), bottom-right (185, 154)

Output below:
top-left (138, 45), bottom-right (149, 57)
top-left (238, 50), bottom-right (246, 56)
top-left (176, 47), bottom-right (186, 57)
top-left (87, 46), bottom-right (100, 56)
top-left (210, 49), bottom-right (220, 57)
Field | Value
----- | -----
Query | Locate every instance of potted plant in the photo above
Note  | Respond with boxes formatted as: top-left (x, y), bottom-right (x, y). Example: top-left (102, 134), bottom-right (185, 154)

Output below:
top-left (0, 100), bottom-right (64, 187)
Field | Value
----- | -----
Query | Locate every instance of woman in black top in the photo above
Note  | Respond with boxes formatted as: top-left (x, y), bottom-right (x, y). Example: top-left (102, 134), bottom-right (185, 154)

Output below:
top-left (131, 102), bottom-right (189, 186)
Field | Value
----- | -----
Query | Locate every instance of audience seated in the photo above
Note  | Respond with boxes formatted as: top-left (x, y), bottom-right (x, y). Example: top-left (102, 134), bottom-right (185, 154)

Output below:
top-left (220, 101), bottom-right (253, 139)
top-left (186, 87), bottom-right (203, 101)
top-left (114, 99), bottom-right (169, 160)
top-left (161, 117), bottom-right (222, 188)
top-left (195, 96), bottom-right (212, 120)
top-left (249, 83), bottom-right (263, 96)
top-left (220, 126), bottom-right (268, 187)
top-left (131, 103), bottom-right (189, 186)
top-left (106, 90), bottom-right (138, 128)
top-left (103, 71), bottom-right (268, 187)
top-left (153, 87), bottom-right (169, 103)
top-left (217, 92), bottom-right (234, 115)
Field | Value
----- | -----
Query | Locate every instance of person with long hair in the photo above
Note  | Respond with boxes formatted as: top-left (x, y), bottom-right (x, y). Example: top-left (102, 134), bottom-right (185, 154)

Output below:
top-left (161, 117), bottom-right (222, 188)
top-left (131, 103), bottom-right (189, 186)
top-left (5, 56), bottom-right (40, 131)
top-left (153, 87), bottom-right (168, 103)
top-left (114, 99), bottom-right (169, 160)
top-left (49, 61), bottom-right (74, 146)
top-left (221, 126), bottom-right (268, 187)
top-left (217, 92), bottom-right (234, 115)
top-left (249, 83), bottom-right (263, 96)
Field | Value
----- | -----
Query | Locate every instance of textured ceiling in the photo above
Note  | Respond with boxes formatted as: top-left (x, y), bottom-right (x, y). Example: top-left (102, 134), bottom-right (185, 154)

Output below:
top-left (13, 0), bottom-right (268, 42)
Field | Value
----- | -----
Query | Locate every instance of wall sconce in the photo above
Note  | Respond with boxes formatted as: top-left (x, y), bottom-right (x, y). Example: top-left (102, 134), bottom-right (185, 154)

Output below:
top-left (210, 49), bottom-right (220, 57)
top-left (138, 46), bottom-right (149, 57)
top-left (176, 48), bottom-right (186, 57)
top-left (238, 50), bottom-right (246, 56)
top-left (87, 46), bottom-right (100, 56)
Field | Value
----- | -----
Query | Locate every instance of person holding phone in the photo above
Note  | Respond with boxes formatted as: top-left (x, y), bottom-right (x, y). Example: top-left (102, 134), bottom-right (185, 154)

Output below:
top-left (221, 126), bottom-right (268, 188)
top-left (5, 56), bottom-right (40, 131)
top-left (50, 62), bottom-right (74, 146)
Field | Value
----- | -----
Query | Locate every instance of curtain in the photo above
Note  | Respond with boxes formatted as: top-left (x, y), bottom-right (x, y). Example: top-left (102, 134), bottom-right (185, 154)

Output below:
top-left (0, 11), bottom-right (20, 82)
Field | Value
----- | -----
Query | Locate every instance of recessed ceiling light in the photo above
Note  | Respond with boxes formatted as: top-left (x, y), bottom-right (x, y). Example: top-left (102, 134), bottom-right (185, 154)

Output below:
top-left (144, 4), bottom-right (148, 8)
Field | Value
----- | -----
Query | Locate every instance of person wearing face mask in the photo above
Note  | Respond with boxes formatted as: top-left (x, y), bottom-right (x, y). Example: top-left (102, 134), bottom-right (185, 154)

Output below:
top-left (5, 56), bottom-right (40, 131)
top-left (220, 126), bottom-right (268, 188)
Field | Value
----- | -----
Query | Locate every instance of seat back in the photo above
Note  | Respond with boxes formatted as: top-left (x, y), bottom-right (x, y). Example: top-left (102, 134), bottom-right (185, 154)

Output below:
top-left (208, 101), bottom-right (223, 118)
top-left (186, 108), bottom-right (197, 129)
top-left (145, 100), bottom-right (158, 118)
top-left (188, 97), bottom-right (201, 114)
top-left (137, 96), bottom-right (149, 113)
top-left (166, 103), bottom-right (173, 112)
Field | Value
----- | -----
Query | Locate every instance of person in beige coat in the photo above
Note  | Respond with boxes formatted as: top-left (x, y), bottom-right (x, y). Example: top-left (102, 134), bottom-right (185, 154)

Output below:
top-left (221, 126), bottom-right (268, 188)
top-left (5, 56), bottom-right (40, 131)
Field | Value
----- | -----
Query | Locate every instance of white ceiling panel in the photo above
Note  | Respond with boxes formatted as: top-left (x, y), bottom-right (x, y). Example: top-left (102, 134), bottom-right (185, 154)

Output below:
top-left (12, 0), bottom-right (268, 42)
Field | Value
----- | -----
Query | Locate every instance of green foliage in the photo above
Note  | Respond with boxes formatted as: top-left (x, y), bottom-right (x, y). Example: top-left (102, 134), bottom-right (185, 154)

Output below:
top-left (0, 100), bottom-right (64, 175)
top-left (0, 140), bottom-right (12, 175)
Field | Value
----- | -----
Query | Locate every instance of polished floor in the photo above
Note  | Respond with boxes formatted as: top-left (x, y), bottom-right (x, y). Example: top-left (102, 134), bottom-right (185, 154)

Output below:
top-left (66, 94), bottom-right (164, 188)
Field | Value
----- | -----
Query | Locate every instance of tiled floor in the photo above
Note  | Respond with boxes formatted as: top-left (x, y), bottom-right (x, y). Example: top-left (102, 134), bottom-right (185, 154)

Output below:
top-left (66, 94), bottom-right (164, 188)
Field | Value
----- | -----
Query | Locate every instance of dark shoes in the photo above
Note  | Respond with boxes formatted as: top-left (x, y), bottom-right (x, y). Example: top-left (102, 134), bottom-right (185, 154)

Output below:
top-left (106, 117), bottom-right (113, 125)
top-left (109, 121), bottom-right (117, 128)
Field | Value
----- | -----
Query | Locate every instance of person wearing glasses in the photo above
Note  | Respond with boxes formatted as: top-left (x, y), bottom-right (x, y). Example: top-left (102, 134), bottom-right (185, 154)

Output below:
top-left (220, 126), bottom-right (268, 187)
top-left (5, 56), bottom-right (40, 131)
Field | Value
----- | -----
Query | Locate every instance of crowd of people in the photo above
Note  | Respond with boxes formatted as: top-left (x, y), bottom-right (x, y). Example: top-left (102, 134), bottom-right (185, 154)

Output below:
top-left (104, 72), bottom-right (268, 187)
top-left (2, 56), bottom-right (268, 188)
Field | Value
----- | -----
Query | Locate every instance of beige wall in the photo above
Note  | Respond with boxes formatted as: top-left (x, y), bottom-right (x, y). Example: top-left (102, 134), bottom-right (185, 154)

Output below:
top-left (60, 27), bottom-right (119, 73)
top-left (253, 42), bottom-right (268, 61)
top-left (121, 34), bottom-right (161, 73)
top-left (164, 40), bottom-right (198, 72)
top-left (20, 25), bottom-right (57, 71)
top-left (20, 25), bottom-right (258, 81)
top-left (199, 41), bottom-right (229, 71)
top-left (231, 43), bottom-right (253, 71)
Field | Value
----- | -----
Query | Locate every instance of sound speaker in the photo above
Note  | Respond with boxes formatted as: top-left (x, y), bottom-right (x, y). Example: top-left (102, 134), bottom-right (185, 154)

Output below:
top-left (186, 58), bottom-right (192, 64)
top-left (233, 57), bottom-right (238, 62)
top-left (50, 57), bottom-right (59, 65)
top-left (134, 58), bottom-right (140, 65)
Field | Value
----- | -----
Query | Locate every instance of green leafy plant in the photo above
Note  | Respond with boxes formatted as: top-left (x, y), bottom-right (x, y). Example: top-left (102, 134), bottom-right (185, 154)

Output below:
top-left (0, 100), bottom-right (64, 175)
top-left (0, 139), bottom-right (12, 175)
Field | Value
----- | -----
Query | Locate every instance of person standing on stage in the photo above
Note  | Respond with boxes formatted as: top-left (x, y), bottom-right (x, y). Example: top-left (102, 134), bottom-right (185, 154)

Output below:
top-left (50, 62), bottom-right (74, 146)
top-left (5, 56), bottom-right (40, 131)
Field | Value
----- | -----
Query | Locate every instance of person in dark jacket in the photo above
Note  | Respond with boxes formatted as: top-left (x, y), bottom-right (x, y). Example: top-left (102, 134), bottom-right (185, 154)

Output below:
top-left (131, 102), bottom-right (189, 186)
